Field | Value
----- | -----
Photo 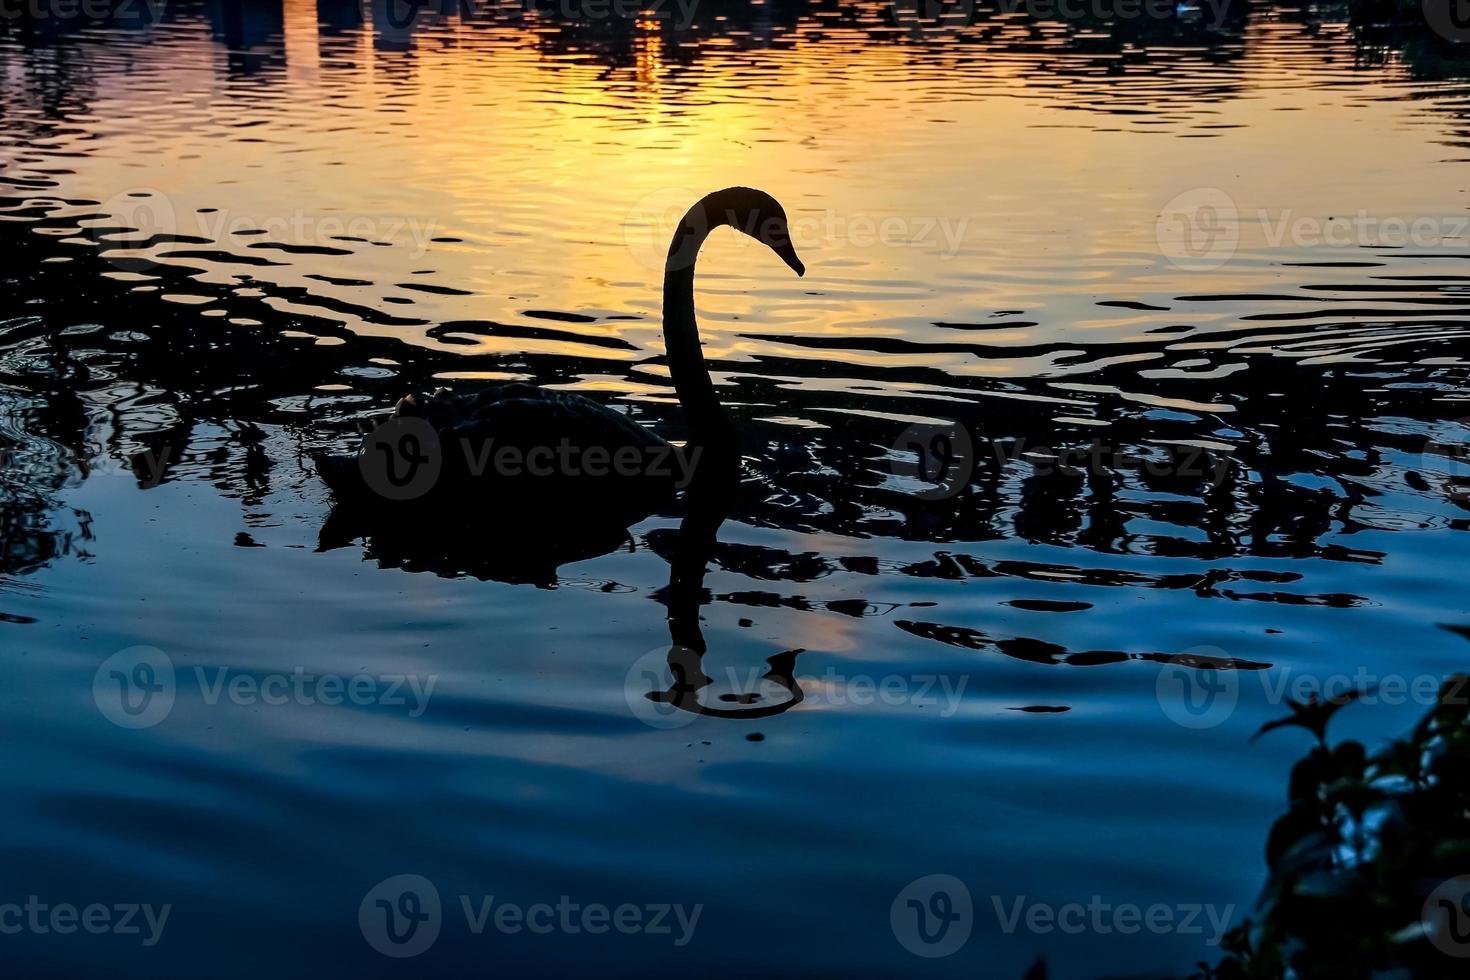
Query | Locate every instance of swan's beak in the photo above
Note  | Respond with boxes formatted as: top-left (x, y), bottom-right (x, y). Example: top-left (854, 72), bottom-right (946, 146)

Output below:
top-left (774, 241), bottom-right (805, 277)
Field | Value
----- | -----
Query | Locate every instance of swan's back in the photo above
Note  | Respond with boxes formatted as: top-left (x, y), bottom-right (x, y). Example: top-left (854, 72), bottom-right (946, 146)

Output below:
top-left (409, 384), bottom-right (664, 452)
top-left (318, 384), bottom-right (678, 522)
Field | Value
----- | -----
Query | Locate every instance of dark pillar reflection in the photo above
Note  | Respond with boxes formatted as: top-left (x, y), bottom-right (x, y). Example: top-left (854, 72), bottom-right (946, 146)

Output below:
top-left (317, 0), bottom-right (364, 33)
top-left (206, 0), bottom-right (287, 75)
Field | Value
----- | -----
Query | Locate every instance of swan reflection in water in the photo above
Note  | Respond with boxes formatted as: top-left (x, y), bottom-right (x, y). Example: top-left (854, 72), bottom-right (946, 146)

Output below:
top-left (641, 438), bottom-right (807, 722)
top-left (317, 420), bottom-right (811, 717)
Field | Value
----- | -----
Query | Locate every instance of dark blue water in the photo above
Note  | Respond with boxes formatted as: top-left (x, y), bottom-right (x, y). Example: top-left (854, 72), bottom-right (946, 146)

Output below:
top-left (2, 2), bottom-right (1470, 976)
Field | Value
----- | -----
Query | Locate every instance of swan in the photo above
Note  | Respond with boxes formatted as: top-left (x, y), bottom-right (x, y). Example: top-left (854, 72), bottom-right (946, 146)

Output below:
top-left (316, 186), bottom-right (805, 523)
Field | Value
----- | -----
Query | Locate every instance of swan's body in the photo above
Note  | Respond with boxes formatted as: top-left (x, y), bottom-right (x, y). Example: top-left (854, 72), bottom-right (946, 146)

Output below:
top-left (316, 381), bottom-right (678, 526)
top-left (316, 187), bottom-right (804, 526)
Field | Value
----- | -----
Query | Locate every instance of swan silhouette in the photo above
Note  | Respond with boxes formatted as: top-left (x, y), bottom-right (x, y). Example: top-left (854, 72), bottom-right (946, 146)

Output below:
top-left (317, 186), bottom-right (804, 529)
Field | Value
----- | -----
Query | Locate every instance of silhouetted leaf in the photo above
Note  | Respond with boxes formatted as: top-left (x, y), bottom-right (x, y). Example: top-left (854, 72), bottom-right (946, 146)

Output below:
top-left (1251, 687), bottom-right (1374, 745)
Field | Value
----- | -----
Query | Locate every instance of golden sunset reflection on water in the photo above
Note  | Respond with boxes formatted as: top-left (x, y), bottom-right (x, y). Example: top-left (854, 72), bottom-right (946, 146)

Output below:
top-left (8, 2), bottom-right (1469, 409)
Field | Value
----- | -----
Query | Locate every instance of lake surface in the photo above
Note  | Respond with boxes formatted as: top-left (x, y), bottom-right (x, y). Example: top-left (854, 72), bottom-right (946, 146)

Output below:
top-left (3, 1), bottom-right (1470, 976)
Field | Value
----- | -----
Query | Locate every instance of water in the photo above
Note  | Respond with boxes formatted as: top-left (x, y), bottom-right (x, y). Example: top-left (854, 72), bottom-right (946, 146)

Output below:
top-left (2, 2), bottom-right (1470, 976)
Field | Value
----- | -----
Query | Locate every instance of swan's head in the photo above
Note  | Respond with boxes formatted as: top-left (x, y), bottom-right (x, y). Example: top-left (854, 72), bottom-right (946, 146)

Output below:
top-left (676, 186), bottom-right (805, 277)
top-left (721, 187), bottom-right (805, 277)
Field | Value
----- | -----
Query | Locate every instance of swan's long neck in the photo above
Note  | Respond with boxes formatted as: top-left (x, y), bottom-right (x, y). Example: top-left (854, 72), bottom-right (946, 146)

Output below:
top-left (664, 206), bottom-right (737, 445)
